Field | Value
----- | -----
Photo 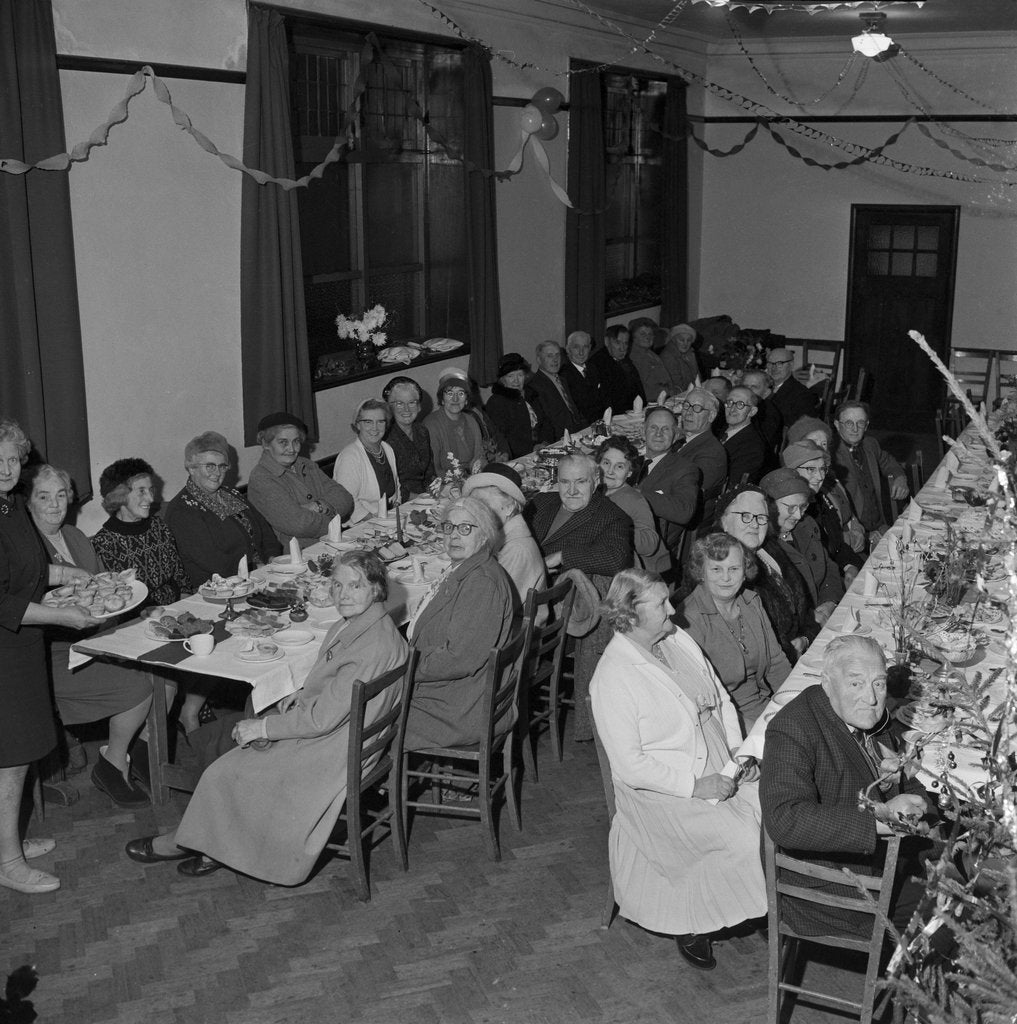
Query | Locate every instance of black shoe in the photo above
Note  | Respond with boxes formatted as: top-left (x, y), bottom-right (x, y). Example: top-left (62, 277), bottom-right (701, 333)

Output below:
top-left (41, 780), bottom-right (80, 807)
top-left (676, 933), bottom-right (716, 971)
top-left (92, 752), bottom-right (149, 807)
top-left (125, 836), bottom-right (189, 864)
top-left (129, 739), bottom-right (151, 790)
top-left (177, 855), bottom-right (222, 877)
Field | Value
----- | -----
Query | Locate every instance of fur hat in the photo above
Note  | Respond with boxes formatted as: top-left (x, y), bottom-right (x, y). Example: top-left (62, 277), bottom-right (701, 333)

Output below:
top-left (99, 458), bottom-right (154, 499)
top-left (497, 352), bottom-right (530, 378)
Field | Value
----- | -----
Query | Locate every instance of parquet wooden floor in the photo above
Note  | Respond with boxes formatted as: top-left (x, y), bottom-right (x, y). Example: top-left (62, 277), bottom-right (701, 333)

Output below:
top-left (3, 735), bottom-right (889, 1024)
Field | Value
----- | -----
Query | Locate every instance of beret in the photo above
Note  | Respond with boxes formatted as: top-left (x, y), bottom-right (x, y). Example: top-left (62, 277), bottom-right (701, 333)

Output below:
top-left (257, 411), bottom-right (308, 434)
top-left (760, 467), bottom-right (811, 501)
top-left (781, 439), bottom-right (827, 470)
top-left (786, 416), bottom-right (831, 445)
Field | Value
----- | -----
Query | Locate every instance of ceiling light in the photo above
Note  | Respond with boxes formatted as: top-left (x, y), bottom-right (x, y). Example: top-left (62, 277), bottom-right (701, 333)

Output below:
top-left (852, 12), bottom-right (896, 58)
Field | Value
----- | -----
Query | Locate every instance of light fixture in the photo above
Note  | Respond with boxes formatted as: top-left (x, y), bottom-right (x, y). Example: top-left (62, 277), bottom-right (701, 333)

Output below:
top-left (852, 12), bottom-right (897, 59)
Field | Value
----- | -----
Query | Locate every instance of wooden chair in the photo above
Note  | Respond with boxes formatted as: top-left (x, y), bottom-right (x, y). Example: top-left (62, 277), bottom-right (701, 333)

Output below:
top-left (591, 712), bottom-right (618, 930)
top-left (995, 349), bottom-right (1017, 408)
top-left (934, 409), bottom-right (947, 459)
top-left (324, 650), bottom-right (418, 901)
top-left (518, 578), bottom-right (576, 779)
top-left (764, 830), bottom-right (901, 1024)
top-left (794, 339), bottom-right (844, 423)
top-left (401, 628), bottom-right (527, 862)
top-left (908, 450), bottom-right (925, 494)
top-left (949, 347), bottom-right (996, 409)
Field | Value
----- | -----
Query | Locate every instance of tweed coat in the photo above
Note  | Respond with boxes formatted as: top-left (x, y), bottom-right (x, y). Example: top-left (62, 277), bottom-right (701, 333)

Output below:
top-left (832, 435), bottom-right (906, 532)
top-left (723, 423), bottom-right (767, 486)
top-left (588, 347), bottom-right (644, 415)
top-left (332, 438), bottom-right (400, 523)
top-left (560, 360), bottom-right (604, 423)
top-left (525, 370), bottom-right (586, 442)
top-left (404, 550), bottom-right (516, 750)
top-left (759, 685), bottom-right (927, 936)
top-left (781, 513), bottom-right (845, 609)
top-left (771, 376), bottom-right (817, 431)
top-left (628, 345), bottom-right (673, 402)
top-left (639, 450), bottom-right (701, 553)
top-left (174, 604), bottom-right (407, 886)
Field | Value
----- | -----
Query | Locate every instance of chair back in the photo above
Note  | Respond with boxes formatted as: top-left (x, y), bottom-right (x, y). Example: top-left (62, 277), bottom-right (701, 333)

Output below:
top-left (521, 576), bottom-right (575, 685)
top-left (996, 350), bottom-right (1017, 408)
top-left (482, 627), bottom-right (528, 754)
top-left (950, 347), bottom-right (996, 407)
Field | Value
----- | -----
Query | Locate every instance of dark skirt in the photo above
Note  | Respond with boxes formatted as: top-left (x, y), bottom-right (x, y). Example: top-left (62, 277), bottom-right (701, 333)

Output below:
top-left (1, 632), bottom-right (57, 766)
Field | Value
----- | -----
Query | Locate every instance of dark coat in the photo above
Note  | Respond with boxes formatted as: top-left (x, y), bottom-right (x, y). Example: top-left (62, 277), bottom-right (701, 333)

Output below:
top-left (678, 430), bottom-right (728, 505)
top-left (723, 423), bottom-right (767, 486)
top-left (485, 383), bottom-right (537, 459)
top-left (760, 685), bottom-right (927, 936)
top-left (783, 513), bottom-right (845, 609)
top-left (639, 449), bottom-right (701, 554)
top-left (771, 377), bottom-right (817, 432)
top-left (528, 491), bottom-right (633, 581)
top-left (384, 420), bottom-right (435, 498)
top-left (589, 347), bottom-right (644, 415)
top-left (832, 435), bottom-right (907, 533)
top-left (755, 398), bottom-right (784, 462)
top-left (560, 360), bottom-right (604, 423)
top-left (812, 487), bottom-right (865, 573)
top-left (525, 370), bottom-right (586, 442)
top-left (750, 539), bottom-right (819, 664)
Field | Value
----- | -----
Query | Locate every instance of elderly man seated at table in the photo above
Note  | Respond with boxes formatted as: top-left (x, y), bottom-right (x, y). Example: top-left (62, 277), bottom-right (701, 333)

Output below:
top-left (766, 348), bottom-right (817, 429)
top-left (248, 412), bottom-right (354, 549)
top-left (526, 340), bottom-right (586, 441)
top-left (559, 331), bottom-right (603, 424)
top-left (760, 635), bottom-right (931, 938)
top-left (721, 386), bottom-right (767, 486)
top-left (741, 369), bottom-right (783, 461)
top-left (589, 324), bottom-right (644, 415)
top-left (832, 400), bottom-right (909, 544)
top-left (676, 388), bottom-right (728, 513)
top-left (333, 399), bottom-right (400, 523)
top-left (529, 453), bottom-right (634, 741)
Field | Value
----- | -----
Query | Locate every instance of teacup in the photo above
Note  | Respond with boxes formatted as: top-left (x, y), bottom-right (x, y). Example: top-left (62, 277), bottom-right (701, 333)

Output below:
top-left (184, 633), bottom-right (215, 657)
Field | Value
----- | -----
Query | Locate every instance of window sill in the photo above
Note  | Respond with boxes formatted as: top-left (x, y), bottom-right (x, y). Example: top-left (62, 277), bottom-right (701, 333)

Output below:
top-left (312, 345), bottom-right (471, 392)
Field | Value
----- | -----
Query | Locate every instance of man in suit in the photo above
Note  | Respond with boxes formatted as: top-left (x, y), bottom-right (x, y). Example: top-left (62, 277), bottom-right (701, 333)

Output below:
top-left (760, 635), bottom-right (930, 938)
top-left (831, 400), bottom-right (909, 540)
top-left (676, 387), bottom-right (728, 509)
top-left (767, 348), bottom-right (817, 431)
top-left (742, 370), bottom-right (783, 464)
top-left (590, 324), bottom-right (644, 415)
top-left (721, 386), bottom-right (767, 485)
top-left (525, 340), bottom-right (586, 442)
top-left (559, 331), bottom-right (603, 423)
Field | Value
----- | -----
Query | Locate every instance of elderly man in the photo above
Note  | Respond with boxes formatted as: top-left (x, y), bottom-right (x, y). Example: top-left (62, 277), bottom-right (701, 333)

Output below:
top-left (529, 453), bottom-right (634, 740)
top-left (660, 323), bottom-right (702, 393)
top-left (766, 348), bottom-right (817, 430)
top-left (525, 340), bottom-right (586, 441)
top-left (676, 387), bottom-right (728, 507)
top-left (742, 369), bottom-right (783, 459)
top-left (760, 635), bottom-right (930, 938)
top-left (832, 400), bottom-right (909, 540)
top-left (589, 324), bottom-right (644, 414)
top-left (559, 331), bottom-right (603, 423)
top-left (627, 317), bottom-right (673, 402)
top-left (721, 386), bottom-right (766, 485)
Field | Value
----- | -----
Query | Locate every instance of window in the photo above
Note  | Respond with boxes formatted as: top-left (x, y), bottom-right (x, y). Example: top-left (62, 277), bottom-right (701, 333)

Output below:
top-left (603, 73), bottom-right (667, 313)
top-left (288, 22), bottom-right (470, 388)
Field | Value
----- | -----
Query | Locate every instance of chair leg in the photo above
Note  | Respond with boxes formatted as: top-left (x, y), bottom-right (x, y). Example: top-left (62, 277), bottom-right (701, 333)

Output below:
top-left (347, 794), bottom-right (371, 903)
top-left (519, 679), bottom-right (538, 782)
top-left (478, 754), bottom-right (500, 862)
top-left (549, 674), bottom-right (564, 763)
top-left (504, 747), bottom-right (522, 833)
top-left (600, 881), bottom-right (617, 929)
top-left (389, 763), bottom-right (408, 872)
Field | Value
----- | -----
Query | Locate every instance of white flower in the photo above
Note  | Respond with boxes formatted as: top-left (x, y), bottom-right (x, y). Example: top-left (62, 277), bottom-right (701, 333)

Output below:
top-left (336, 305), bottom-right (390, 343)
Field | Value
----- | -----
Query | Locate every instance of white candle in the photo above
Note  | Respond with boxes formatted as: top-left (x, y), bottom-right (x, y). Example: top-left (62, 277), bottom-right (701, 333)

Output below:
top-left (379, 492), bottom-right (388, 517)
top-left (237, 555), bottom-right (249, 580)
top-left (288, 536), bottom-right (301, 565)
top-left (327, 514), bottom-right (342, 543)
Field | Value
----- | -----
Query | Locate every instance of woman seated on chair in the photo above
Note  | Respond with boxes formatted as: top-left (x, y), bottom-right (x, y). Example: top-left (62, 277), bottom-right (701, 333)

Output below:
top-left (675, 532), bottom-right (791, 729)
top-left (332, 399), bottom-right (400, 523)
top-left (591, 568), bottom-right (766, 973)
top-left (403, 496), bottom-right (516, 751)
top-left (124, 550), bottom-right (408, 886)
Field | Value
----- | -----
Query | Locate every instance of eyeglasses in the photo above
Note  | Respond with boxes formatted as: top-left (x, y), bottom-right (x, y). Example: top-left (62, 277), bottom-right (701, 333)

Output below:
top-left (389, 400), bottom-right (419, 410)
top-left (724, 400), bottom-right (751, 411)
top-left (798, 465), bottom-right (827, 476)
top-left (730, 511), bottom-right (769, 527)
top-left (839, 419), bottom-right (868, 429)
top-left (196, 462), bottom-right (229, 475)
top-left (444, 388), bottom-right (467, 400)
top-left (357, 418), bottom-right (388, 428)
top-left (766, 358), bottom-right (792, 366)
top-left (779, 502), bottom-right (810, 515)
top-left (440, 521), bottom-right (478, 536)
top-left (681, 402), bottom-right (709, 414)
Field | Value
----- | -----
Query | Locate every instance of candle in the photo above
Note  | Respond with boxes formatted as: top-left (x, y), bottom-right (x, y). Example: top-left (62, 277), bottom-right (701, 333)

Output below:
top-left (288, 536), bottom-right (301, 565)
top-left (238, 555), bottom-right (249, 580)
top-left (327, 514), bottom-right (342, 543)
top-left (395, 500), bottom-right (404, 546)
top-left (379, 492), bottom-right (388, 517)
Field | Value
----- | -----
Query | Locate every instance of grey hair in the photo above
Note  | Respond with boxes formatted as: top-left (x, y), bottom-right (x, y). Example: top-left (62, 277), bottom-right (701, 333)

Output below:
top-left (566, 331), bottom-right (591, 350)
top-left (536, 339), bottom-right (561, 358)
top-left (0, 419), bottom-right (31, 462)
top-left (601, 568), bottom-right (664, 633)
top-left (443, 496), bottom-right (504, 554)
top-left (685, 387), bottom-right (720, 415)
top-left (185, 431), bottom-right (230, 466)
top-left (822, 634), bottom-right (885, 680)
top-left (257, 423), bottom-right (307, 447)
top-left (25, 463), bottom-right (74, 501)
top-left (557, 452), bottom-right (598, 478)
top-left (352, 398), bottom-right (392, 432)
top-left (729, 386), bottom-right (759, 408)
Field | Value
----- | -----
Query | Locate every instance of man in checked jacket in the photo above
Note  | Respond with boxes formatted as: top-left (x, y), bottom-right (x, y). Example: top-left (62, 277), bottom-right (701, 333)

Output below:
top-left (759, 635), bottom-right (931, 937)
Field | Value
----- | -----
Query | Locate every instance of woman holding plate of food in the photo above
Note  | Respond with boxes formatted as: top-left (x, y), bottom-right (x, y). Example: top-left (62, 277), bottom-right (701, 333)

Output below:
top-left (0, 420), bottom-right (98, 894)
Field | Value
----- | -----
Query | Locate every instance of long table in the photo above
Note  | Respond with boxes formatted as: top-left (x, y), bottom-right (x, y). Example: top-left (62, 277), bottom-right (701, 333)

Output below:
top-left (73, 496), bottom-right (449, 804)
top-left (736, 428), bottom-right (1012, 796)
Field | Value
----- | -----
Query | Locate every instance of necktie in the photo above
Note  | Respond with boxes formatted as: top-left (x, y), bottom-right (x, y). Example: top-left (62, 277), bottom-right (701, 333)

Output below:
top-left (552, 374), bottom-right (579, 417)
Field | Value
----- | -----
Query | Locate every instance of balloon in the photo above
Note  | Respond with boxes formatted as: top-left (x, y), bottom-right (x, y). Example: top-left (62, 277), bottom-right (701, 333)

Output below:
top-left (520, 104), bottom-right (543, 135)
top-left (536, 115), bottom-right (559, 142)
top-left (531, 87), bottom-right (565, 115)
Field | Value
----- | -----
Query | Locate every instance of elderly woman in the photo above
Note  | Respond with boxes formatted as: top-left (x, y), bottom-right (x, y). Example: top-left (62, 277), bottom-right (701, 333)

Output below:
top-left (382, 376), bottom-right (434, 497)
top-left (715, 484), bottom-right (818, 664)
top-left (660, 323), bottom-right (701, 394)
top-left (423, 370), bottom-right (485, 478)
top-left (26, 465), bottom-right (153, 807)
top-left (485, 353), bottom-right (539, 459)
top-left (627, 317), bottom-right (673, 401)
top-left (165, 431), bottom-right (281, 589)
top-left (91, 458), bottom-right (191, 607)
top-left (125, 550), bottom-right (408, 883)
top-left (596, 436), bottom-right (665, 574)
top-left (0, 420), bottom-right (97, 894)
top-left (404, 496), bottom-right (515, 750)
top-left (463, 464), bottom-right (546, 613)
top-left (591, 568), bottom-right (766, 971)
top-left (247, 411), bottom-right (354, 549)
top-left (677, 533), bottom-right (791, 728)
top-left (760, 467), bottom-right (844, 627)
top-left (332, 399), bottom-right (401, 523)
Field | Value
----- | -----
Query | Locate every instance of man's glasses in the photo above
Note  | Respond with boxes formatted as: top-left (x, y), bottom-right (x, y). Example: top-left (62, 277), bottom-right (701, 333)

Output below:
top-left (681, 402), bottom-right (709, 414)
top-left (724, 400), bottom-right (751, 411)
top-left (839, 419), bottom-right (868, 430)
top-left (731, 512), bottom-right (769, 526)
top-left (767, 357), bottom-right (792, 366)
top-left (441, 521), bottom-right (478, 536)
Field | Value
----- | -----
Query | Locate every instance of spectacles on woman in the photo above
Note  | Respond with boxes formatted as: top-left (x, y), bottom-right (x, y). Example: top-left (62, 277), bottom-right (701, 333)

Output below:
top-left (444, 388), bottom-right (467, 401)
top-left (440, 521), bottom-right (478, 536)
top-left (730, 511), bottom-right (768, 526)
top-left (196, 462), bottom-right (229, 475)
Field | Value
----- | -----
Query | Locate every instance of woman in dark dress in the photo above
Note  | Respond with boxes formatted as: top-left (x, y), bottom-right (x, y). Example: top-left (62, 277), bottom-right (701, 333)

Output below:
top-left (485, 353), bottom-right (538, 459)
top-left (382, 377), bottom-right (434, 497)
top-left (0, 419), bottom-right (97, 894)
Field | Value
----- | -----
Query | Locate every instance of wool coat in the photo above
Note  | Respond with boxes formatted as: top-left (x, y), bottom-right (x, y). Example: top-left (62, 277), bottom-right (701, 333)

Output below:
top-left (771, 376), bottom-right (818, 431)
top-left (782, 513), bottom-right (845, 608)
top-left (723, 423), bottom-right (767, 486)
top-left (560, 360), bottom-right (604, 423)
top-left (484, 384), bottom-right (537, 459)
top-left (639, 450), bottom-right (701, 553)
top-left (588, 347), bottom-right (644, 415)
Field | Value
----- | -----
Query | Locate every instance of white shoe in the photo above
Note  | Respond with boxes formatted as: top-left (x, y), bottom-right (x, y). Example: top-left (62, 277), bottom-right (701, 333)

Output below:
top-left (0, 862), bottom-right (60, 894)
top-left (22, 838), bottom-right (56, 860)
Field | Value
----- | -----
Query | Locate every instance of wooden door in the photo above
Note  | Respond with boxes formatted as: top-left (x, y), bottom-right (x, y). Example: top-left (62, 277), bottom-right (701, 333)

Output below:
top-left (845, 205), bottom-right (959, 433)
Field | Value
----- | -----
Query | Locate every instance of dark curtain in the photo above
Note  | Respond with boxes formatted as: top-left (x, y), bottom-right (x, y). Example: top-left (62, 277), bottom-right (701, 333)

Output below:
top-left (659, 79), bottom-right (689, 326)
top-left (564, 67), bottom-right (606, 341)
top-left (0, 0), bottom-right (90, 496)
top-left (240, 6), bottom-right (316, 444)
top-left (463, 46), bottom-right (503, 386)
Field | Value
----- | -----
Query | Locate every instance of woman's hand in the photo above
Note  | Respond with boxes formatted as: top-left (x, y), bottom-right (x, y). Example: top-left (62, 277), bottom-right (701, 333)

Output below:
top-left (843, 565), bottom-right (859, 589)
top-left (814, 601), bottom-right (837, 627)
top-left (59, 607), bottom-right (101, 630)
top-left (48, 563), bottom-right (91, 586)
top-left (544, 551), bottom-right (563, 570)
top-left (692, 773), bottom-right (736, 801)
top-left (791, 636), bottom-right (809, 657)
top-left (277, 691), bottom-right (302, 714)
top-left (232, 718), bottom-right (268, 748)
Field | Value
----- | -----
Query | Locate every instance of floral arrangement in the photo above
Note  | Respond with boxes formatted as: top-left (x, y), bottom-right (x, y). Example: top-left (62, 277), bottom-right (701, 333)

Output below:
top-left (335, 304), bottom-right (389, 348)
top-left (429, 453), bottom-right (466, 499)
top-left (702, 327), bottom-right (770, 375)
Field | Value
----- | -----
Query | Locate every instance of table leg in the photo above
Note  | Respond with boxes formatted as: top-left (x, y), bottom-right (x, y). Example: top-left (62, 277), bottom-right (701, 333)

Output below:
top-left (146, 671), bottom-right (170, 805)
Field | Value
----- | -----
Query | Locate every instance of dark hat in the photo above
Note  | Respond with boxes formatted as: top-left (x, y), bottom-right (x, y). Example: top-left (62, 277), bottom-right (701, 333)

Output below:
top-left (497, 352), bottom-right (530, 378)
top-left (257, 411), bottom-right (308, 434)
top-left (786, 416), bottom-right (831, 446)
top-left (463, 462), bottom-right (526, 506)
top-left (781, 439), bottom-right (827, 470)
top-left (99, 458), bottom-right (154, 498)
top-left (760, 467), bottom-right (812, 501)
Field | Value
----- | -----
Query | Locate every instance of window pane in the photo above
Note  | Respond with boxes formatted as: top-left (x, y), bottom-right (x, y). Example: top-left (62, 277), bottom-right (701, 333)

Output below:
top-left (365, 162), bottom-right (419, 267)
top-left (604, 161), bottom-right (633, 240)
top-left (868, 225), bottom-right (891, 250)
top-left (426, 160), bottom-right (468, 340)
top-left (297, 162), bottom-right (353, 275)
top-left (891, 252), bottom-right (913, 276)
top-left (307, 278), bottom-right (354, 365)
top-left (366, 271), bottom-right (418, 340)
top-left (892, 225), bottom-right (915, 249)
top-left (363, 58), bottom-right (421, 151)
top-left (917, 226), bottom-right (939, 251)
top-left (915, 253), bottom-right (937, 277)
top-left (867, 251), bottom-right (889, 275)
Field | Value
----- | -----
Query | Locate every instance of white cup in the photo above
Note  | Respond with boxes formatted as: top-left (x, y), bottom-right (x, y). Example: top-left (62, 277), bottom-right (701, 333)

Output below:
top-left (184, 633), bottom-right (215, 657)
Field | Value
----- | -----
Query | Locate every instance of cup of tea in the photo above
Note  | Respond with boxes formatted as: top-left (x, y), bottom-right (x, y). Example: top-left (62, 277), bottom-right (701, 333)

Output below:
top-left (184, 633), bottom-right (215, 657)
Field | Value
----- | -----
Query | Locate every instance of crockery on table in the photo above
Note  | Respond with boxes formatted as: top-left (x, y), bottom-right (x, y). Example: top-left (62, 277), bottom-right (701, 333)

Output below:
top-left (272, 629), bottom-right (315, 647)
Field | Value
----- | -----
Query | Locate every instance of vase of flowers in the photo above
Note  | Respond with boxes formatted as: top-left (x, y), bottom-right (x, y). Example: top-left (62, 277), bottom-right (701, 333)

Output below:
top-left (335, 304), bottom-right (389, 372)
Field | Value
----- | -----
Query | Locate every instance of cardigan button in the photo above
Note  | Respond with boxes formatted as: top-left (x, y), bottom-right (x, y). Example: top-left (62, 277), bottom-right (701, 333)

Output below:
top-left (326, 650), bottom-right (333, 662)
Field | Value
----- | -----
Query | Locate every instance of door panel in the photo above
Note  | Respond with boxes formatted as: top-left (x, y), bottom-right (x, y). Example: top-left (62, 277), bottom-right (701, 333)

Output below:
top-left (845, 205), bottom-right (959, 433)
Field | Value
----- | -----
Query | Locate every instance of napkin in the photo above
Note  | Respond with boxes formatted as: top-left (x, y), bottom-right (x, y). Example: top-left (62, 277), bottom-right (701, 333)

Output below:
top-left (604, 407), bottom-right (613, 429)
top-left (944, 449), bottom-right (960, 473)
top-left (862, 571), bottom-right (877, 597)
top-left (288, 536), bottom-right (301, 565)
top-left (906, 501), bottom-right (922, 523)
top-left (563, 429), bottom-right (571, 446)
top-left (932, 466), bottom-right (951, 488)
top-left (238, 555), bottom-right (249, 580)
top-left (990, 472), bottom-right (1002, 495)
top-left (848, 606), bottom-right (861, 631)
top-left (632, 395), bottom-right (644, 414)
top-left (808, 363), bottom-right (817, 384)
top-left (411, 556), bottom-right (425, 583)
top-left (694, 375), bottom-right (702, 388)
top-left (657, 390), bottom-right (668, 407)
top-left (901, 521), bottom-right (913, 546)
top-left (379, 492), bottom-right (388, 517)
top-left (327, 514), bottom-right (343, 543)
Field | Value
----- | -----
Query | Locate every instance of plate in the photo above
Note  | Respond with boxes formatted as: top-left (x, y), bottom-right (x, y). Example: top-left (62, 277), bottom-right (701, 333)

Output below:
top-left (93, 580), bottom-right (149, 619)
top-left (144, 621), bottom-right (214, 642)
top-left (273, 629), bottom-right (315, 647)
top-left (199, 579), bottom-right (261, 601)
top-left (413, 496), bottom-right (437, 507)
top-left (247, 590), bottom-right (298, 610)
top-left (319, 539), bottom-right (360, 551)
top-left (235, 647), bottom-right (284, 664)
top-left (270, 556), bottom-right (308, 573)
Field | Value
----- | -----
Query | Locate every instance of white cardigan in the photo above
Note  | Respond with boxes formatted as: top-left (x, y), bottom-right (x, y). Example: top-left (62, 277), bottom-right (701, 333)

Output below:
top-left (332, 439), bottom-right (400, 524)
